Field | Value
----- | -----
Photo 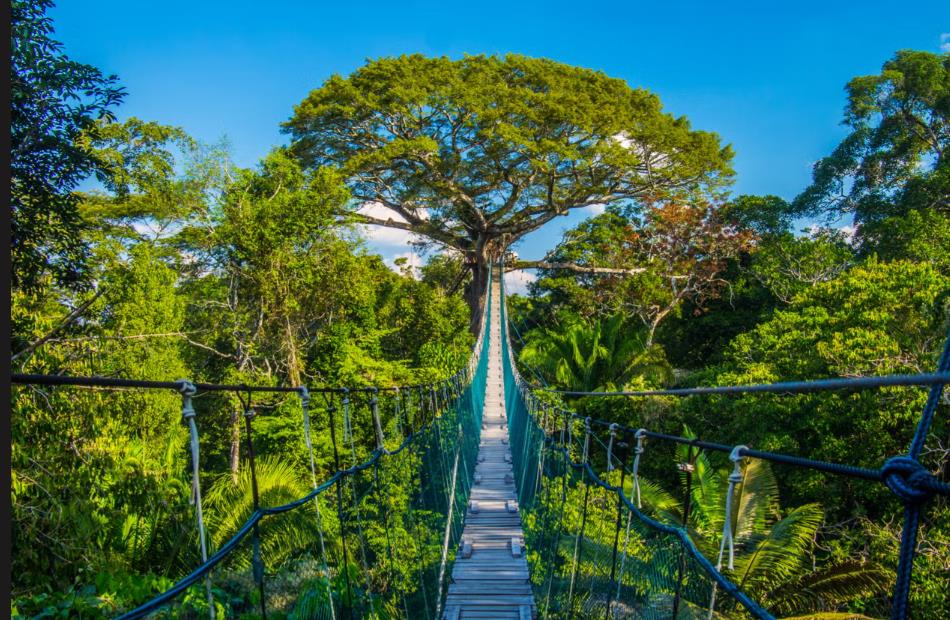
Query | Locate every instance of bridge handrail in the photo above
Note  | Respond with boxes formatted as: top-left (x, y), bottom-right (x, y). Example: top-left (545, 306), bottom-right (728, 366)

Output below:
top-left (12, 270), bottom-right (496, 619)
top-left (497, 258), bottom-right (950, 619)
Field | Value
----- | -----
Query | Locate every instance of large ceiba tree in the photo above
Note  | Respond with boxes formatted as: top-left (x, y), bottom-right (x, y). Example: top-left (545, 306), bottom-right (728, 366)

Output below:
top-left (284, 54), bottom-right (734, 331)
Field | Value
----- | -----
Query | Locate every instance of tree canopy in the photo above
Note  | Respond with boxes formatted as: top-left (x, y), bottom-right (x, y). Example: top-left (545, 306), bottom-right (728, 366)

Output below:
top-left (793, 50), bottom-right (949, 226)
top-left (11, 0), bottom-right (125, 292)
top-left (9, 11), bottom-right (950, 615)
top-left (284, 54), bottom-right (734, 328)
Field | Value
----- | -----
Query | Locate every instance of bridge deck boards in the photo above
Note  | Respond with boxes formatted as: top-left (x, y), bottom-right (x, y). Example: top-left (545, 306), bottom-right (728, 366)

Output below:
top-left (444, 278), bottom-right (536, 620)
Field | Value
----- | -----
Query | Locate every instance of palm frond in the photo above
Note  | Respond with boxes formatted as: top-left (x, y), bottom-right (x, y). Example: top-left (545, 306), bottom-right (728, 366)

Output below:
top-left (732, 503), bottom-right (824, 593)
top-left (636, 477), bottom-right (683, 525)
top-left (734, 459), bottom-right (780, 540)
top-left (205, 456), bottom-right (318, 570)
top-left (765, 560), bottom-right (891, 616)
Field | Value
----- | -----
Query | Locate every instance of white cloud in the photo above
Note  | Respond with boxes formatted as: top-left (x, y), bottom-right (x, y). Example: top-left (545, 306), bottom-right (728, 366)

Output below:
top-left (504, 269), bottom-right (537, 296)
top-left (580, 204), bottom-right (606, 216)
top-left (941, 33), bottom-right (950, 53)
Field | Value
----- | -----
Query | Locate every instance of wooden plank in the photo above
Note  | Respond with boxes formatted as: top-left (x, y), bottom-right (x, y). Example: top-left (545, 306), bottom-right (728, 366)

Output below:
top-left (444, 280), bottom-right (536, 620)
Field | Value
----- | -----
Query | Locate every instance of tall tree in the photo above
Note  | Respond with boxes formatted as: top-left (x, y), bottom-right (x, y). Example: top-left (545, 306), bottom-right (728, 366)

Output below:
top-left (284, 54), bottom-right (734, 330)
top-left (11, 0), bottom-right (125, 292)
top-left (793, 50), bottom-right (949, 227)
top-left (179, 149), bottom-right (380, 392)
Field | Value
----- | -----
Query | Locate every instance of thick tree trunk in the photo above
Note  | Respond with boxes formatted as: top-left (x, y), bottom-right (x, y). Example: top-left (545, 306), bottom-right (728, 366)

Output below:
top-left (464, 237), bottom-right (498, 335)
top-left (465, 254), bottom-right (491, 335)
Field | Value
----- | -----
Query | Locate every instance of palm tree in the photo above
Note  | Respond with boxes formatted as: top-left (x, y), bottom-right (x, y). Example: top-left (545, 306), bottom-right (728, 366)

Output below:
top-left (205, 456), bottom-right (325, 571)
top-left (636, 431), bottom-right (890, 619)
top-left (518, 314), bottom-right (673, 392)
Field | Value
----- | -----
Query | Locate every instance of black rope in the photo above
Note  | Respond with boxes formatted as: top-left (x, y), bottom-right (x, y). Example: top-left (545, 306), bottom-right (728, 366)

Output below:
top-left (545, 372), bottom-right (950, 398)
top-left (236, 388), bottom-right (267, 619)
top-left (545, 423), bottom-right (950, 495)
top-left (10, 371), bottom-right (473, 396)
top-left (671, 444), bottom-right (698, 618)
top-left (889, 334), bottom-right (950, 619)
top-left (604, 431), bottom-right (629, 620)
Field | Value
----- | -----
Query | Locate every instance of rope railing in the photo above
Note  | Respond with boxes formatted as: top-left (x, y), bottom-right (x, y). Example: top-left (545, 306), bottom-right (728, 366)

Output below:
top-left (543, 373), bottom-right (950, 397)
top-left (11, 271), bottom-right (495, 619)
top-left (12, 258), bottom-right (949, 618)
top-left (499, 259), bottom-right (950, 619)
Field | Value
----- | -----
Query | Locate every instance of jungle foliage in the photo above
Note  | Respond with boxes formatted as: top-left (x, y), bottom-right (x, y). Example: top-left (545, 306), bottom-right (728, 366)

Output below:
top-left (9, 3), bottom-right (949, 616)
top-left (507, 50), bottom-right (949, 618)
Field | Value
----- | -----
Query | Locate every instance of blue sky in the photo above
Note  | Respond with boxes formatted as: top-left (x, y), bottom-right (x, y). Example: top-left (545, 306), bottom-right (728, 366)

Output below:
top-left (50, 1), bottom-right (948, 287)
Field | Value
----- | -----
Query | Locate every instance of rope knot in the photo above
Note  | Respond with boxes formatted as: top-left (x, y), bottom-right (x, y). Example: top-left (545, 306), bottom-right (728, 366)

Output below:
top-left (298, 386), bottom-right (310, 409)
top-left (882, 456), bottom-right (934, 504)
top-left (370, 388), bottom-right (386, 451)
top-left (727, 445), bottom-right (748, 483)
top-left (581, 417), bottom-right (592, 464)
top-left (177, 380), bottom-right (197, 420)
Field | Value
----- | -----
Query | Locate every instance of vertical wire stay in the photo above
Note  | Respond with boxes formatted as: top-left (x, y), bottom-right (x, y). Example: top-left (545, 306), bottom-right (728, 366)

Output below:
top-left (672, 443), bottom-right (697, 619)
top-left (566, 418), bottom-right (593, 614)
top-left (351, 393), bottom-right (376, 614)
top-left (299, 387), bottom-right (336, 620)
top-left (604, 428), bottom-right (629, 619)
top-left (236, 387), bottom-right (267, 619)
top-left (707, 444), bottom-right (748, 619)
top-left (434, 422), bottom-right (462, 617)
top-left (325, 399), bottom-right (354, 619)
top-left (178, 380), bottom-right (216, 619)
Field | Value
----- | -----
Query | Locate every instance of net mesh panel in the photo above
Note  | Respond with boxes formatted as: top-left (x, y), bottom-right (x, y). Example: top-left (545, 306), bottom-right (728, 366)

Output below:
top-left (23, 264), bottom-right (947, 618)
top-left (499, 273), bottom-right (762, 620)
top-left (116, 275), bottom-right (493, 619)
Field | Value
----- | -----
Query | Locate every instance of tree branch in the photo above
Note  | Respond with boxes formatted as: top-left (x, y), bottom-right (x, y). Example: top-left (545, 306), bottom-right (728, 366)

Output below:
top-left (508, 260), bottom-right (648, 275)
top-left (344, 211), bottom-right (466, 250)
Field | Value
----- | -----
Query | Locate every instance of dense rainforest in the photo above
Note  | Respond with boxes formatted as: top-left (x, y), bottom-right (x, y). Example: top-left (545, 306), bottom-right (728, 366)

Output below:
top-left (9, 1), bottom-right (949, 617)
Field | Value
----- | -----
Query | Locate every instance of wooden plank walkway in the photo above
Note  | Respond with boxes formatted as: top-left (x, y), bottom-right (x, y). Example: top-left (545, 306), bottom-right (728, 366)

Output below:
top-left (443, 277), bottom-right (536, 620)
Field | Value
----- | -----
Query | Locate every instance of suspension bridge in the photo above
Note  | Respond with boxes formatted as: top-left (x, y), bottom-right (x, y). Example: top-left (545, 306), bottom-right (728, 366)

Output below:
top-left (11, 263), bottom-right (950, 619)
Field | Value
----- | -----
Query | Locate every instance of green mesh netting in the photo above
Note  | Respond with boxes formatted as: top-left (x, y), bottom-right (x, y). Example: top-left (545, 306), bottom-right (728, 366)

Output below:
top-left (499, 268), bottom-right (770, 620)
top-left (121, 274), bottom-right (493, 619)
